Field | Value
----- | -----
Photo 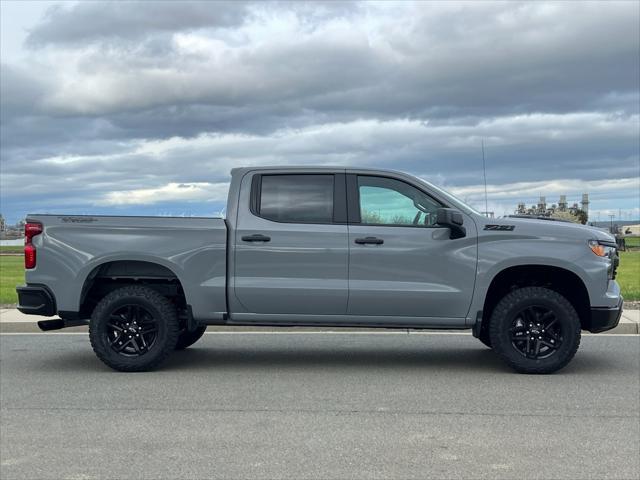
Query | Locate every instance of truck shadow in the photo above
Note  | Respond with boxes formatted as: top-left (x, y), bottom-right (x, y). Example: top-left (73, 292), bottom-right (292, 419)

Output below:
top-left (164, 345), bottom-right (510, 373)
top-left (36, 345), bottom-right (510, 373)
top-left (163, 345), bottom-right (630, 375)
top-left (33, 340), bottom-right (627, 375)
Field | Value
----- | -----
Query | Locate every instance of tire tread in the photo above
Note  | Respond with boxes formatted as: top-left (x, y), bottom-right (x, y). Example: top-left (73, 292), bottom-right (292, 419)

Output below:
top-left (175, 326), bottom-right (207, 350)
top-left (89, 285), bottom-right (179, 371)
top-left (489, 287), bottom-right (581, 374)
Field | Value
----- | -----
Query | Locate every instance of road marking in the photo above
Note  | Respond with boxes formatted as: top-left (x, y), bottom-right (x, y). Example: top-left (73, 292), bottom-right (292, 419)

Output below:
top-left (0, 331), bottom-right (637, 336)
top-left (203, 331), bottom-right (473, 335)
top-left (0, 332), bottom-right (91, 335)
top-left (0, 331), bottom-right (469, 336)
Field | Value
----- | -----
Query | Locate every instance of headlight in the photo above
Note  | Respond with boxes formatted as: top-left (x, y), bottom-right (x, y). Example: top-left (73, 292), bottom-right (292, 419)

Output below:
top-left (588, 240), bottom-right (619, 279)
top-left (588, 240), bottom-right (616, 257)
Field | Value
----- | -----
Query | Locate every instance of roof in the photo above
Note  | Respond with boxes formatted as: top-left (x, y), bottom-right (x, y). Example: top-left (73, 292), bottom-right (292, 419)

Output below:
top-left (230, 165), bottom-right (408, 176)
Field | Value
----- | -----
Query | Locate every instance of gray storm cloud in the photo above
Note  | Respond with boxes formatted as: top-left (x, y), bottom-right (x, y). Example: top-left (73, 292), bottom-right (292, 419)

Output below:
top-left (0, 1), bottom-right (638, 222)
top-left (25, 1), bottom-right (252, 45)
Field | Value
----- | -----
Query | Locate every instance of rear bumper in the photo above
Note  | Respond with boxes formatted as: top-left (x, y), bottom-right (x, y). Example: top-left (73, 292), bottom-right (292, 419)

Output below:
top-left (588, 297), bottom-right (623, 333)
top-left (16, 285), bottom-right (56, 316)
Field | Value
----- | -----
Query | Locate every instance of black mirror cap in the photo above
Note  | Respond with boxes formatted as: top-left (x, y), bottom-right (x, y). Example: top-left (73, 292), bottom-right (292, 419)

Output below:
top-left (436, 207), bottom-right (464, 225)
top-left (436, 208), bottom-right (466, 239)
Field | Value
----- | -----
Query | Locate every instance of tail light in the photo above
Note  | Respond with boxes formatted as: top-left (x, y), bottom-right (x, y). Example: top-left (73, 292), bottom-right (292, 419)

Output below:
top-left (24, 222), bottom-right (43, 269)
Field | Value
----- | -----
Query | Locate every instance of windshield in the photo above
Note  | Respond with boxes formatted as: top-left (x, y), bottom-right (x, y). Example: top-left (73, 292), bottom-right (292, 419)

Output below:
top-left (416, 178), bottom-right (483, 216)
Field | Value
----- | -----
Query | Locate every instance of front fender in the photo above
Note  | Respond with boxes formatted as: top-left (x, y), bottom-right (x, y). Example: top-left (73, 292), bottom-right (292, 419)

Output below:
top-left (467, 236), bottom-right (601, 325)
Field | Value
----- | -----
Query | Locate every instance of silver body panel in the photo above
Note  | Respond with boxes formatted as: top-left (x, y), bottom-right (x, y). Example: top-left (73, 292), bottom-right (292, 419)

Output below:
top-left (347, 224), bottom-right (477, 318)
top-left (24, 215), bottom-right (227, 320)
top-left (227, 167), bottom-right (350, 318)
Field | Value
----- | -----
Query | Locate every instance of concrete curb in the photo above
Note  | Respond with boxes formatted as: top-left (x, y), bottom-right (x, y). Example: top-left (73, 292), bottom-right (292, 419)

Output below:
top-left (1, 309), bottom-right (638, 334)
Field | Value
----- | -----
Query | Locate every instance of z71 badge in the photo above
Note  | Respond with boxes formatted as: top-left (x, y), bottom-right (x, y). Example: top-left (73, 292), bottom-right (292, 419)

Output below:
top-left (484, 224), bottom-right (515, 231)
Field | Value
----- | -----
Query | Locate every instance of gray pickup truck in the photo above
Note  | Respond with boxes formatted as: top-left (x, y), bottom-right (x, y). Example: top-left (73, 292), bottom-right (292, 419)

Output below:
top-left (17, 167), bottom-right (622, 373)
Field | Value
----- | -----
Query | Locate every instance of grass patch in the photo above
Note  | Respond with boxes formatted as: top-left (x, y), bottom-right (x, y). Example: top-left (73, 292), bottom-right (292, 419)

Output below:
top-left (0, 256), bottom-right (23, 305)
top-left (624, 236), bottom-right (640, 249)
top-left (0, 245), bottom-right (23, 254)
top-left (618, 251), bottom-right (640, 301)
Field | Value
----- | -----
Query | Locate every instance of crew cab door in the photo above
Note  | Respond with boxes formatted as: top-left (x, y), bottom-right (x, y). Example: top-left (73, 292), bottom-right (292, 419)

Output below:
top-left (231, 171), bottom-right (349, 317)
top-left (346, 173), bottom-right (477, 319)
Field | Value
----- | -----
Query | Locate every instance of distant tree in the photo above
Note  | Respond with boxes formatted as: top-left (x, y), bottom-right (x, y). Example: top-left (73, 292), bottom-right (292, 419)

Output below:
top-left (390, 214), bottom-right (413, 225)
top-left (361, 210), bottom-right (384, 224)
top-left (550, 211), bottom-right (581, 223)
top-left (361, 210), bottom-right (413, 225)
top-left (574, 209), bottom-right (588, 225)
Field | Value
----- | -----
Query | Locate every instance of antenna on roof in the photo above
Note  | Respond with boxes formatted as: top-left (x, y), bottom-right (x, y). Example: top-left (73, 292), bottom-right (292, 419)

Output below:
top-left (482, 139), bottom-right (489, 217)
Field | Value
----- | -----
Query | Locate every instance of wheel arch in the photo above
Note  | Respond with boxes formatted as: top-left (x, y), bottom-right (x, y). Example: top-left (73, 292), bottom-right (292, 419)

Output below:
top-left (78, 258), bottom-right (187, 318)
top-left (480, 264), bottom-right (591, 335)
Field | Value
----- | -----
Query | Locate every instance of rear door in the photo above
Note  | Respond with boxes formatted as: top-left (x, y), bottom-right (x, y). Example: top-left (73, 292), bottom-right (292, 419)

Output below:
top-left (346, 173), bottom-right (477, 319)
top-left (232, 171), bottom-right (349, 316)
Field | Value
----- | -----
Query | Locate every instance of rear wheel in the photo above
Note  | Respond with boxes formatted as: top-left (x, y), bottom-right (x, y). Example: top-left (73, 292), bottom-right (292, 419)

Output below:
top-left (89, 285), bottom-right (179, 371)
top-left (478, 330), bottom-right (492, 349)
top-left (489, 287), bottom-right (581, 374)
top-left (175, 326), bottom-right (207, 350)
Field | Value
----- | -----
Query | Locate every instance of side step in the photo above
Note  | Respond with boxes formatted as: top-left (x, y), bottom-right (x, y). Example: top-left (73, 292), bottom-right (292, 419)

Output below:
top-left (37, 318), bottom-right (88, 331)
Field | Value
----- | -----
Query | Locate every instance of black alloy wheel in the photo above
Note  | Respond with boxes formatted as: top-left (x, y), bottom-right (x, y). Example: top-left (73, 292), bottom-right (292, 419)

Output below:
top-left (105, 304), bottom-right (159, 357)
top-left (489, 287), bottom-right (581, 374)
top-left (89, 285), bottom-right (179, 371)
top-left (509, 305), bottom-right (563, 359)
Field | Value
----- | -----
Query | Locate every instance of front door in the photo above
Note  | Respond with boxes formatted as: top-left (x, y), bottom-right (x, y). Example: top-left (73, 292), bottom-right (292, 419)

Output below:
top-left (347, 174), bottom-right (477, 319)
top-left (233, 172), bottom-right (349, 316)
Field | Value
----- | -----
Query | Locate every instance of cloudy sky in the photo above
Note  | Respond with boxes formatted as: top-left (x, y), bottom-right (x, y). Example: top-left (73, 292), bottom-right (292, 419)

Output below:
top-left (1, 0), bottom-right (639, 224)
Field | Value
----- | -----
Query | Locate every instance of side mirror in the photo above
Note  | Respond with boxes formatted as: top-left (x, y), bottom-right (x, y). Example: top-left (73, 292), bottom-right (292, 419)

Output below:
top-left (436, 208), bottom-right (466, 239)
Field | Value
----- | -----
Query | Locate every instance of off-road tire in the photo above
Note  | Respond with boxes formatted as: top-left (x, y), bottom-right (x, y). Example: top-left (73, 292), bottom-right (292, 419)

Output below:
top-left (478, 330), bottom-right (492, 349)
top-left (175, 326), bottom-right (207, 350)
top-left (489, 287), bottom-right (581, 374)
top-left (89, 285), bottom-right (179, 372)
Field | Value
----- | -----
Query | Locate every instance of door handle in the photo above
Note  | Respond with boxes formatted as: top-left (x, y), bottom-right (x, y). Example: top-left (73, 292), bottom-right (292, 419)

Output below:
top-left (355, 236), bottom-right (384, 245)
top-left (242, 234), bottom-right (271, 242)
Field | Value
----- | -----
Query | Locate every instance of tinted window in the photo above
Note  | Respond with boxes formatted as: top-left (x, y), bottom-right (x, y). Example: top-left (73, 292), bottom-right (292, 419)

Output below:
top-left (358, 176), bottom-right (441, 227)
top-left (259, 175), bottom-right (334, 223)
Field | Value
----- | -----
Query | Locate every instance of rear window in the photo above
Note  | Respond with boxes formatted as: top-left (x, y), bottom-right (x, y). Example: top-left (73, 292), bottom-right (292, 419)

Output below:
top-left (258, 174), bottom-right (334, 223)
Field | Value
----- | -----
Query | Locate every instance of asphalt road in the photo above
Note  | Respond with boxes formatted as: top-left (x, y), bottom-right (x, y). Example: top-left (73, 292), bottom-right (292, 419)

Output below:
top-left (1, 332), bottom-right (638, 480)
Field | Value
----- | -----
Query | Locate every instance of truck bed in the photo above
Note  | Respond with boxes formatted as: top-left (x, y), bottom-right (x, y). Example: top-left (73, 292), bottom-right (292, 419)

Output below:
top-left (24, 215), bottom-right (228, 321)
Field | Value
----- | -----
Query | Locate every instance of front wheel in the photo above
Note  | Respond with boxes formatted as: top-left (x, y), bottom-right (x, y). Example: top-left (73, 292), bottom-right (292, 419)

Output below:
top-left (89, 285), bottom-right (179, 371)
top-left (489, 287), bottom-right (581, 374)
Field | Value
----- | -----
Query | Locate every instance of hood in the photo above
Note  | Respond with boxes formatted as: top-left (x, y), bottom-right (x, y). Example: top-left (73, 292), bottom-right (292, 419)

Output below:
top-left (474, 215), bottom-right (616, 243)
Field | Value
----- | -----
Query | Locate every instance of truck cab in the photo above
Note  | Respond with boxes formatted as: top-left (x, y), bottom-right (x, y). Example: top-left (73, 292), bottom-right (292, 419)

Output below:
top-left (227, 167), bottom-right (478, 326)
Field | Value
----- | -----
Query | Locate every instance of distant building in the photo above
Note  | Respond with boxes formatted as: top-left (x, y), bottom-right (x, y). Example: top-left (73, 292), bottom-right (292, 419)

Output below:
top-left (0, 217), bottom-right (26, 239)
top-left (581, 194), bottom-right (589, 215)
top-left (514, 194), bottom-right (589, 223)
top-left (625, 224), bottom-right (640, 236)
top-left (558, 195), bottom-right (567, 211)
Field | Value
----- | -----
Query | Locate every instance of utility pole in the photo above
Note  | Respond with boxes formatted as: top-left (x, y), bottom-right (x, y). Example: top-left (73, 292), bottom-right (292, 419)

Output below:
top-left (609, 214), bottom-right (615, 234)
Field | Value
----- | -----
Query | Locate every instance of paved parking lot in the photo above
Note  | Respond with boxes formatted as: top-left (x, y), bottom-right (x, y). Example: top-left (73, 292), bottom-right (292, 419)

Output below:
top-left (1, 332), bottom-right (638, 479)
